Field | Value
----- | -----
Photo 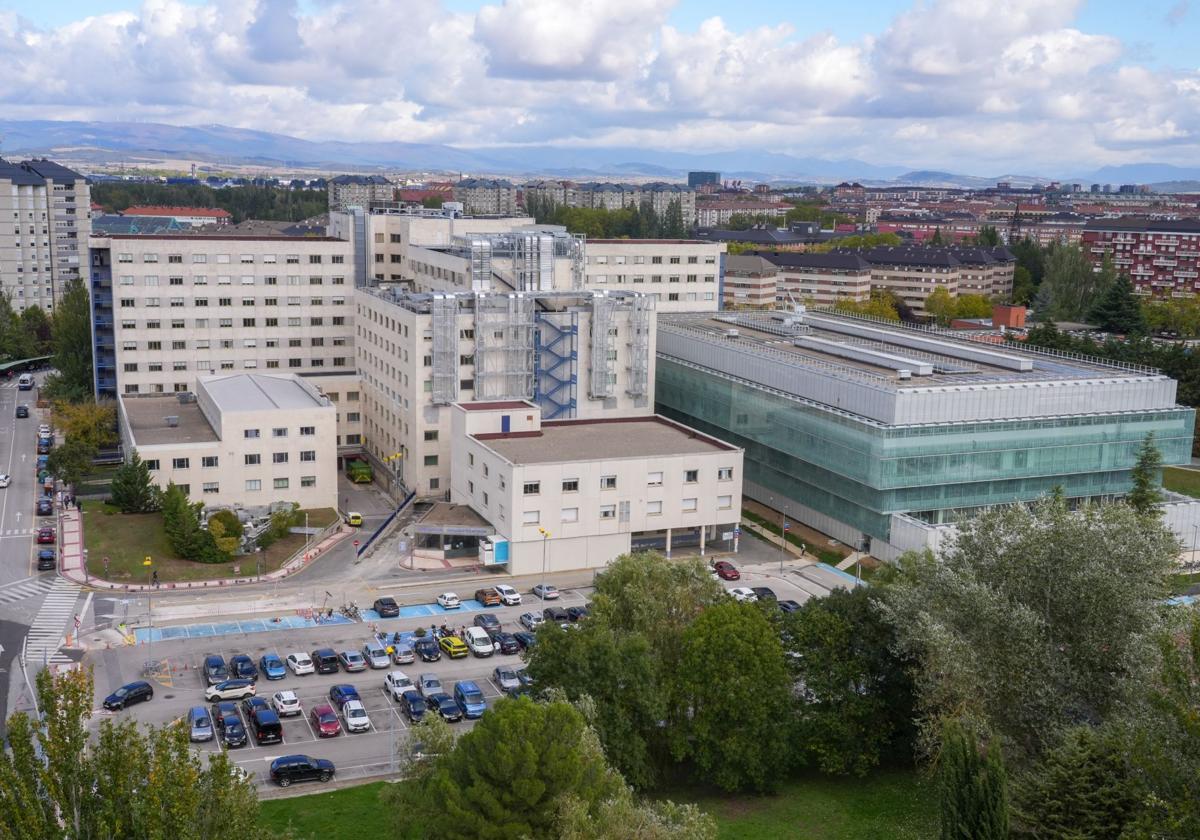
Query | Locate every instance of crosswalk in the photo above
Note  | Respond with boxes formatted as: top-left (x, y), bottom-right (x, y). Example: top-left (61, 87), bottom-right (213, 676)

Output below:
top-left (0, 529), bottom-right (34, 538)
top-left (0, 575), bottom-right (54, 606)
top-left (22, 577), bottom-right (82, 668)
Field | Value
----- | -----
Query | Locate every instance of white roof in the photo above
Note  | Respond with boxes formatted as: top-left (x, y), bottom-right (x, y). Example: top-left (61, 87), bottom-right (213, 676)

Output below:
top-left (199, 374), bottom-right (326, 412)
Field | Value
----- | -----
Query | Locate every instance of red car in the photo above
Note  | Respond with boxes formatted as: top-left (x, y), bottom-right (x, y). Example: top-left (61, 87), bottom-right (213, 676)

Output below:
top-left (36, 527), bottom-right (56, 545)
top-left (310, 703), bottom-right (341, 737)
top-left (713, 560), bottom-right (740, 581)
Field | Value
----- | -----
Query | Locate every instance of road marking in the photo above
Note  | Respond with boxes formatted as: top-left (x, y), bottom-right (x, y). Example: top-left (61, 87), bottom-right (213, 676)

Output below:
top-left (21, 577), bottom-right (83, 668)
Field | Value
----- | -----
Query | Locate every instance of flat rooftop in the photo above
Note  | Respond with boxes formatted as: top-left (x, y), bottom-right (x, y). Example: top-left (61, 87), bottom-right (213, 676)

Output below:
top-left (121, 396), bottom-right (217, 446)
top-left (476, 416), bottom-right (736, 465)
top-left (200, 374), bottom-right (326, 412)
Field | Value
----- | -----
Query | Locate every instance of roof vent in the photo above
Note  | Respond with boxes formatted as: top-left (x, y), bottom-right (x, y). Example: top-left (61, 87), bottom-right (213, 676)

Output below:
top-left (164, 416), bottom-right (179, 428)
top-left (723, 329), bottom-right (739, 338)
top-left (177, 392), bottom-right (196, 404)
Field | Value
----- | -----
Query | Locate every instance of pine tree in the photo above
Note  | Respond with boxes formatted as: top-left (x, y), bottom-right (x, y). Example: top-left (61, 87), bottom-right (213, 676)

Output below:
top-left (1127, 432), bottom-right (1164, 516)
top-left (663, 199), bottom-right (687, 238)
top-left (929, 228), bottom-right (946, 246)
top-left (110, 450), bottom-right (159, 513)
top-left (1088, 272), bottom-right (1145, 334)
top-left (938, 720), bottom-right (1009, 840)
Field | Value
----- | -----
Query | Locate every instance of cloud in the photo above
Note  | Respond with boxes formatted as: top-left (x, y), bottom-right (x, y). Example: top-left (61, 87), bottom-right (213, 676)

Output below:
top-left (0, 0), bottom-right (1197, 173)
top-left (1166, 1), bottom-right (1189, 26)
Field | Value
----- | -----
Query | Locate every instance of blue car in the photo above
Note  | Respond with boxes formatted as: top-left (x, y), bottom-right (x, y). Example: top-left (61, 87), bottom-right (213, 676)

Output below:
top-left (454, 680), bottom-right (487, 719)
top-left (329, 684), bottom-right (360, 710)
top-left (259, 653), bottom-right (286, 680)
top-left (229, 654), bottom-right (258, 682)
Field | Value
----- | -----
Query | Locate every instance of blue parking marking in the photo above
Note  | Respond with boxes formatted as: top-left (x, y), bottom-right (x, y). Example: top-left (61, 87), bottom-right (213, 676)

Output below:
top-left (133, 612), bottom-right (356, 643)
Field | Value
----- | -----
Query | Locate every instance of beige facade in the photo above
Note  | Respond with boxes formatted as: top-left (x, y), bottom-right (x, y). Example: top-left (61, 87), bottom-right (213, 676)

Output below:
top-left (695, 200), bottom-right (789, 228)
top-left (363, 211), bottom-right (536, 283)
top-left (585, 239), bottom-right (723, 312)
top-left (449, 402), bottom-right (744, 575)
top-left (762, 253), bottom-right (873, 307)
top-left (327, 176), bottom-right (394, 211)
top-left (722, 255), bottom-right (778, 309)
top-left (521, 181), bottom-right (695, 224)
top-left (453, 179), bottom-right (518, 215)
top-left (118, 373), bottom-right (338, 509)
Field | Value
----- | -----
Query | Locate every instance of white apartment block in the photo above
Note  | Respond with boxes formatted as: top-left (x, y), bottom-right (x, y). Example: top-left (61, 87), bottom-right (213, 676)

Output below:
top-left (453, 179), bottom-right (519, 216)
top-left (355, 286), bottom-right (655, 497)
top-left (695, 200), bottom-right (789, 228)
top-left (0, 158), bottom-right (91, 312)
top-left (327, 175), bottom-right (394, 211)
top-left (522, 181), bottom-right (696, 223)
top-left (585, 239), bottom-right (724, 312)
top-left (449, 401), bottom-right (744, 575)
top-left (117, 373), bottom-right (338, 509)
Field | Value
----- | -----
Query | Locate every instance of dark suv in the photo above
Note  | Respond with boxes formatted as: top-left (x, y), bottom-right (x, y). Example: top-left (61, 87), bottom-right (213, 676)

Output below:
top-left (270, 755), bottom-right (335, 787)
top-left (251, 709), bottom-right (283, 745)
top-left (203, 654), bottom-right (229, 686)
top-left (373, 597), bottom-right (400, 618)
top-left (103, 681), bottom-right (153, 710)
top-left (311, 648), bottom-right (340, 674)
top-left (14, 405), bottom-right (28, 418)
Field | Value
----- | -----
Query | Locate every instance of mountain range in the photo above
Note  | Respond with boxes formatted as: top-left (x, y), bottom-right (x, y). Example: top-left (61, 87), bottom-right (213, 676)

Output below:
top-left (3, 119), bottom-right (1197, 189)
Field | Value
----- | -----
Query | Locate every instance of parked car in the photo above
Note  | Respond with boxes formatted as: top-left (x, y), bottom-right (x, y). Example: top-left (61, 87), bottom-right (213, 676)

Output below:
top-left (36, 442), bottom-right (50, 455)
top-left (329, 684), bottom-right (361, 710)
top-left (229, 654), bottom-right (258, 682)
top-left (490, 631), bottom-right (520, 655)
top-left (531, 583), bottom-right (560, 600)
top-left (516, 668), bottom-right (534, 688)
top-left (270, 755), bottom-right (334, 787)
top-left (37, 424), bottom-right (50, 436)
top-left (271, 690), bottom-right (302, 717)
top-left (286, 652), bottom-right (315, 675)
top-left (751, 586), bottom-right (777, 602)
top-left (310, 704), bottom-right (341, 737)
top-left (342, 700), bottom-right (370, 733)
top-left (204, 679), bottom-right (256, 702)
top-left (311, 648), bottom-right (340, 674)
top-left (392, 642), bottom-right (415, 665)
top-left (345, 512), bottom-right (363, 526)
top-left (463, 627), bottom-right (494, 658)
top-left (36, 548), bottom-right (56, 571)
top-left (428, 692), bottom-right (462, 723)
top-left (218, 713), bottom-right (247, 748)
top-left (566, 605), bottom-right (590, 622)
top-left (0, 474), bottom-right (9, 489)
top-left (385, 670), bottom-right (416, 701)
top-left (513, 631), bottom-right (537, 652)
top-left (542, 606), bottom-right (570, 626)
top-left (436, 592), bottom-right (461, 609)
top-left (203, 654), bottom-right (229, 686)
top-left (260, 653), bottom-right (287, 680)
top-left (493, 584), bottom-right (522, 606)
top-left (373, 597), bottom-right (400, 618)
top-left (337, 650), bottom-right (367, 673)
top-left (362, 640), bottom-right (390, 669)
top-left (728, 587), bottom-right (758, 602)
top-left (417, 673), bottom-right (442, 699)
top-left (398, 691), bottom-right (426, 723)
top-left (35, 498), bottom-right (52, 516)
top-left (518, 612), bottom-right (544, 631)
top-left (492, 666), bottom-right (521, 693)
top-left (778, 599), bottom-right (802, 613)
top-left (35, 527), bottom-right (55, 544)
top-left (210, 700), bottom-right (238, 724)
top-left (241, 696), bottom-right (270, 719)
top-left (474, 588), bottom-right (501, 607)
top-left (250, 709), bottom-right (283, 745)
top-left (712, 560), bottom-right (740, 580)
top-left (438, 635), bottom-right (469, 659)
top-left (473, 613), bottom-right (501, 633)
top-left (187, 706), bottom-right (214, 742)
top-left (454, 681), bottom-right (487, 719)
top-left (14, 405), bottom-right (28, 418)
top-left (414, 637), bottom-right (442, 662)
top-left (103, 681), bottom-right (153, 710)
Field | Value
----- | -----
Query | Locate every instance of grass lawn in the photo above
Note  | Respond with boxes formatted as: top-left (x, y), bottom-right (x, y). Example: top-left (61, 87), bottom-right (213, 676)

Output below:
top-left (742, 509), bottom-right (845, 565)
top-left (1170, 571), bottom-right (1200, 596)
top-left (81, 501), bottom-right (339, 583)
top-left (1163, 466), bottom-right (1200, 498)
top-left (256, 770), bottom-right (936, 840)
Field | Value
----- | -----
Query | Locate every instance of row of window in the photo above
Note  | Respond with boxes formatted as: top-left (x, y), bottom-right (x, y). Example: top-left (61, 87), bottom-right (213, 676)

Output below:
top-left (166, 477), bottom-right (319, 494)
top-left (119, 297), bottom-right (346, 307)
top-left (520, 495), bottom-right (734, 524)
top-left (156, 450), bottom-right (318, 470)
top-left (244, 426), bottom-right (319, 438)
top-left (116, 276), bottom-right (345, 286)
top-left (519, 467), bottom-right (734, 495)
top-left (116, 317), bottom-right (347, 329)
top-left (123, 336), bottom-right (348, 350)
top-left (123, 358), bottom-right (348, 372)
top-left (589, 255), bottom-right (715, 265)
top-left (117, 253), bottom-right (345, 265)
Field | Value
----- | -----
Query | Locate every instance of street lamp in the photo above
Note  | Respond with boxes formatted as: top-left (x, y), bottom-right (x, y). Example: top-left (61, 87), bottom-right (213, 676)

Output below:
top-left (143, 556), bottom-right (153, 672)
top-left (538, 527), bottom-right (550, 596)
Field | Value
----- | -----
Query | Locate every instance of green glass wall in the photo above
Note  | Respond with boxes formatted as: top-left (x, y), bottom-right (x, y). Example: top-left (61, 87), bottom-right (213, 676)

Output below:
top-left (656, 358), bottom-right (1196, 541)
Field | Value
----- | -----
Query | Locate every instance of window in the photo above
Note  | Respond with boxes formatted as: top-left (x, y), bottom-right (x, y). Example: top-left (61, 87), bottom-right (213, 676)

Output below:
top-left (682, 498), bottom-right (698, 512)
top-left (201, 456), bottom-right (219, 468)
top-left (245, 479), bottom-right (262, 491)
top-left (684, 469), bottom-right (699, 483)
top-left (301, 475), bottom-right (316, 488)
top-left (600, 475), bottom-right (616, 490)
top-left (718, 467), bottom-right (733, 481)
top-left (647, 471), bottom-right (663, 486)
top-left (423, 455), bottom-right (438, 466)
top-left (523, 481), bottom-right (540, 495)
top-left (245, 454), bottom-right (261, 465)
top-left (272, 452), bottom-right (288, 464)
top-left (202, 482), bottom-right (219, 494)
top-left (599, 504), bottom-right (616, 520)
top-left (562, 478), bottom-right (578, 492)
top-left (717, 495), bottom-right (733, 509)
top-left (300, 426), bottom-right (315, 436)
top-left (272, 427), bottom-right (288, 438)
top-left (145, 459), bottom-right (160, 471)
top-left (300, 450), bottom-right (316, 462)
top-left (171, 457), bottom-right (190, 469)
top-left (424, 430), bottom-right (439, 441)
top-left (646, 500), bottom-right (663, 516)
top-left (274, 478), bottom-right (290, 489)
top-left (522, 510), bottom-right (540, 525)
top-left (561, 507), bottom-right (579, 523)
top-left (468, 480), bottom-right (475, 494)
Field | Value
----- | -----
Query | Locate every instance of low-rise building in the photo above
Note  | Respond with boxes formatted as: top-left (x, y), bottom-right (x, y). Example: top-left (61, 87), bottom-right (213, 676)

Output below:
top-left (757, 252), bottom-right (872, 307)
top-left (117, 373), bottom-right (338, 509)
top-left (121, 206), bottom-right (232, 227)
top-left (585, 239), bottom-right (723, 311)
top-left (695, 200), bottom-right (791, 228)
top-left (722, 255), bottom-right (778, 309)
top-left (449, 401), bottom-right (743, 575)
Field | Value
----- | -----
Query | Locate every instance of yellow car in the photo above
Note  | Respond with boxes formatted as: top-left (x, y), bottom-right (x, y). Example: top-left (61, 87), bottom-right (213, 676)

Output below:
top-left (438, 636), bottom-right (469, 659)
top-left (346, 512), bottom-right (363, 527)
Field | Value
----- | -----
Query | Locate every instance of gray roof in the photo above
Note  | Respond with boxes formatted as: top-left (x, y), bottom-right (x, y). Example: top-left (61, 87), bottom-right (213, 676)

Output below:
top-left (0, 158), bottom-right (45, 186)
top-left (723, 254), bottom-right (778, 276)
top-left (122, 396), bottom-right (218, 446)
top-left (756, 251), bottom-right (871, 271)
top-left (200, 374), bottom-right (327, 412)
top-left (477, 416), bottom-right (736, 464)
top-left (331, 174), bottom-right (391, 185)
top-left (1084, 217), bottom-right (1200, 234)
top-left (20, 159), bottom-right (84, 183)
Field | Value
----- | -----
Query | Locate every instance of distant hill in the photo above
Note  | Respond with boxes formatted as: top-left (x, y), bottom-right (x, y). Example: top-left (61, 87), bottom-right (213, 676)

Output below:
top-left (1148, 180), bottom-right (1200, 194)
top-left (1072, 163), bottom-right (1200, 184)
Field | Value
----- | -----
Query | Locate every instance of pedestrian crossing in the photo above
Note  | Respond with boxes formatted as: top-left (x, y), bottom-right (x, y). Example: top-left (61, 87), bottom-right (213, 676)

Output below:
top-left (0, 575), bottom-right (54, 606)
top-left (0, 529), bottom-right (34, 538)
top-left (22, 577), bottom-right (82, 668)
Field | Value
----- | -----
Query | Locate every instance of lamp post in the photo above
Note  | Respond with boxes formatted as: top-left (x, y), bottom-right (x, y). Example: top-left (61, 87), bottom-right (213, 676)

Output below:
top-left (143, 556), bottom-right (153, 671)
top-left (780, 516), bottom-right (789, 573)
top-left (538, 527), bottom-right (550, 597)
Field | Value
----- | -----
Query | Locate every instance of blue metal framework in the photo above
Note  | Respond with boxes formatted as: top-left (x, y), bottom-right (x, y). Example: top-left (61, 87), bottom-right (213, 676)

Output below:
top-left (533, 312), bottom-right (578, 418)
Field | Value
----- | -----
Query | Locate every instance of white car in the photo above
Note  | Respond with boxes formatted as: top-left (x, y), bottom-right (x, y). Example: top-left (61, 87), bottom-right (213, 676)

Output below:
top-left (728, 587), bottom-right (758, 603)
top-left (437, 592), bottom-right (461, 609)
top-left (362, 640), bottom-right (390, 669)
top-left (417, 673), bottom-right (442, 699)
top-left (342, 699), bottom-right (371, 733)
top-left (532, 583), bottom-right (560, 600)
top-left (203, 680), bottom-right (256, 702)
top-left (271, 690), bottom-right (302, 717)
top-left (384, 670), bottom-right (415, 701)
top-left (285, 652), bottom-right (314, 675)
top-left (493, 584), bottom-right (522, 606)
top-left (38, 424), bottom-right (51, 435)
top-left (464, 627), bottom-right (494, 658)
top-left (0, 474), bottom-right (9, 489)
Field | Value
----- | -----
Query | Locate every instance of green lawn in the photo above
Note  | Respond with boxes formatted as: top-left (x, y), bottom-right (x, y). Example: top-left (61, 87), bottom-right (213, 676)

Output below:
top-left (742, 509), bottom-right (845, 565)
top-left (1163, 466), bottom-right (1200, 498)
top-left (257, 770), bottom-right (936, 840)
top-left (81, 501), bottom-right (338, 583)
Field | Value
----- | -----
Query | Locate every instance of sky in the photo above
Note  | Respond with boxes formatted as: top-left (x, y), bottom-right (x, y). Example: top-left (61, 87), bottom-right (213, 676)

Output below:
top-left (0, 0), bottom-right (1198, 174)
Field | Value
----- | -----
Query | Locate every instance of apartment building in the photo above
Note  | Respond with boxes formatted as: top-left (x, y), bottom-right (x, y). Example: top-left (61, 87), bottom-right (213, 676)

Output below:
top-left (1081, 218), bottom-right (1200, 296)
top-left (327, 175), bottom-right (395, 211)
top-left (454, 179), bottom-right (519, 216)
top-left (722, 255), bottom-right (778, 309)
top-left (521, 181), bottom-right (696, 224)
top-left (449, 401), bottom-right (743, 575)
top-left (695, 199), bottom-right (791, 228)
top-left (757, 252), bottom-right (873, 307)
top-left (584, 239), bottom-right (723, 312)
top-left (0, 157), bottom-right (91, 311)
top-left (355, 286), bottom-right (655, 497)
top-left (117, 373), bottom-right (337, 509)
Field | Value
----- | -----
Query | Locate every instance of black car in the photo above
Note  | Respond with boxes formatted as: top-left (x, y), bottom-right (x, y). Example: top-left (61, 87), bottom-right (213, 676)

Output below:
top-left (36, 498), bottom-right (52, 516)
top-left (215, 711), bottom-right (247, 748)
top-left (473, 613), bottom-right (501, 633)
top-left (751, 587), bottom-right (777, 602)
top-left (566, 605), bottom-right (590, 622)
top-left (36, 442), bottom-right (50, 455)
top-left (373, 597), bottom-right (400, 618)
top-left (203, 654), bottom-right (229, 686)
top-left (251, 709), bottom-right (283, 745)
top-left (398, 691), bottom-right (426, 723)
top-left (490, 631), bottom-right (520, 655)
top-left (211, 700), bottom-right (238, 722)
top-left (311, 648), bottom-right (340, 674)
top-left (778, 599), bottom-right (802, 613)
top-left (414, 637), bottom-right (441, 662)
top-left (242, 696), bottom-right (270, 717)
top-left (229, 654), bottom-right (258, 682)
top-left (14, 405), bottom-right (28, 418)
top-left (36, 548), bottom-right (56, 571)
top-left (513, 631), bottom-right (537, 652)
top-left (542, 606), bottom-right (570, 624)
top-left (103, 681), bottom-right (153, 710)
top-left (428, 692), bottom-right (462, 723)
top-left (269, 755), bottom-right (335, 787)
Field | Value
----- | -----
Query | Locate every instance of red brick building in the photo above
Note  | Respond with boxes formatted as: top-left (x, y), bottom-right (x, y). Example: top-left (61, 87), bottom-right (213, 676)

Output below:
top-left (1081, 218), bottom-right (1200, 296)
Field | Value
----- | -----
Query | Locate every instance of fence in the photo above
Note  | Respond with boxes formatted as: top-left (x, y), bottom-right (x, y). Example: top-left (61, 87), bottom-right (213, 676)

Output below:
top-left (357, 490), bottom-right (417, 557)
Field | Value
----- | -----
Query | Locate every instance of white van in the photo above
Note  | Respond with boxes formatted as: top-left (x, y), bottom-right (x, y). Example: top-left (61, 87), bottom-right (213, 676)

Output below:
top-left (17, 374), bottom-right (33, 391)
top-left (463, 627), bottom-right (495, 658)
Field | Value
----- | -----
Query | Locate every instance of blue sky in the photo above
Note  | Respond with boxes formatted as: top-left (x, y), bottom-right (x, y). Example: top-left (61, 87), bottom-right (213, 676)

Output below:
top-left (2, 0), bottom-right (1198, 172)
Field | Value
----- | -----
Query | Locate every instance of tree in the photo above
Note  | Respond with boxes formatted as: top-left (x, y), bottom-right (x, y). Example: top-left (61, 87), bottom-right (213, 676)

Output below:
top-left (111, 449), bottom-right (161, 513)
top-left (880, 497), bottom-right (1178, 763)
top-left (161, 482), bottom-right (223, 562)
top-left (46, 437), bottom-right (95, 487)
top-left (675, 601), bottom-right (793, 792)
top-left (925, 287), bottom-right (956, 326)
top-left (207, 509), bottom-right (244, 556)
top-left (19, 305), bottom-right (52, 355)
top-left (663, 198), bottom-right (688, 238)
top-left (1034, 244), bottom-right (1113, 322)
top-left (929, 228), bottom-right (946, 245)
top-left (976, 225), bottom-right (1000, 247)
top-left (54, 399), bottom-right (118, 451)
top-left (0, 293), bottom-right (35, 360)
top-left (557, 789), bottom-right (717, 840)
top-left (937, 720), bottom-right (1009, 840)
top-left (834, 290), bottom-right (900, 321)
top-left (1011, 265), bottom-right (1035, 306)
top-left (47, 278), bottom-right (95, 402)
top-left (952, 294), bottom-right (993, 320)
top-left (1010, 237), bottom-right (1046, 286)
top-left (785, 587), bottom-right (916, 776)
top-left (1127, 432), bottom-right (1164, 516)
top-left (1088, 272), bottom-right (1145, 334)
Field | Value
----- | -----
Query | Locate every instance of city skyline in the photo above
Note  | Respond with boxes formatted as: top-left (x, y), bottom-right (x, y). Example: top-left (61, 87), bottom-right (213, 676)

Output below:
top-left (0, 0), bottom-right (1197, 173)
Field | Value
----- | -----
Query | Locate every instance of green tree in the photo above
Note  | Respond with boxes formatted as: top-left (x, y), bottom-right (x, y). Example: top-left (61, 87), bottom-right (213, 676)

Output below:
top-left (0, 293), bottom-right (35, 360)
top-left (1088, 272), bottom-right (1145, 334)
top-left (663, 198), bottom-right (688, 238)
top-left (925, 287), bottom-right (956, 326)
top-left (1127, 432), bottom-right (1164, 516)
top-left (1035, 244), bottom-right (1113, 322)
top-left (675, 601), bottom-right (793, 792)
top-left (161, 482), bottom-right (222, 562)
top-left (785, 587), bottom-right (916, 776)
top-left (952, 294), bottom-right (993, 320)
top-left (937, 720), bottom-right (1009, 840)
top-left (976, 225), bottom-right (1000, 247)
top-left (834, 290), bottom-right (900, 321)
top-left (46, 437), bottom-right (95, 487)
top-left (1010, 265), bottom-right (1035, 306)
top-left (54, 399), bottom-right (118, 450)
top-left (557, 789), bottom-right (717, 840)
top-left (881, 497), bottom-right (1178, 763)
top-left (929, 228), bottom-right (946, 245)
top-left (111, 449), bottom-right (161, 513)
top-left (1010, 237), bottom-right (1046, 285)
top-left (47, 278), bottom-right (95, 401)
top-left (19, 305), bottom-right (52, 355)
top-left (207, 509), bottom-right (244, 556)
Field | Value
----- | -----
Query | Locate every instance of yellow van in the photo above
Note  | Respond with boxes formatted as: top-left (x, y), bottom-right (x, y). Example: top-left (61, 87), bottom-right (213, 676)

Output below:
top-left (346, 512), bottom-right (364, 527)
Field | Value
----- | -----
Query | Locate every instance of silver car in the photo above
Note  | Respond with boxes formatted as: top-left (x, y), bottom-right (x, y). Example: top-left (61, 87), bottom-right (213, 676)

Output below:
top-left (362, 640), bottom-right (391, 669)
top-left (392, 642), bottom-right (415, 665)
top-left (187, 706), bottom-right (214, 742)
